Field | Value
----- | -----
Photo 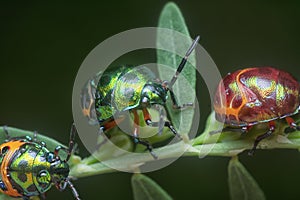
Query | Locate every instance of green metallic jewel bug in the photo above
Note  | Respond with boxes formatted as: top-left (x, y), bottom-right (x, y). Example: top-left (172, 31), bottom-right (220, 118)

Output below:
top-left (81, 36), bottom-right (200, 158)
top-left (0, 125), bottom-right (80, 200)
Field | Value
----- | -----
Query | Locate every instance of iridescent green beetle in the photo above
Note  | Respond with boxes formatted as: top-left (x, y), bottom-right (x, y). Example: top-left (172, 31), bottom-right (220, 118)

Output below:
top-left (81, 36), bottom-right (199, 158)
top-left (0, 125), bottom-right (80, 200)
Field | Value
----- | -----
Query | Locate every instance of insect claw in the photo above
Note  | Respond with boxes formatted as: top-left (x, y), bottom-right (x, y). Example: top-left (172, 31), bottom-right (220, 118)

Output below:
top-left (133, 137), bottom-right (157, 159)
top-left (175, 133), bottom-right (182, 140)
top-left (150, 151), bottom-right (158, 160)
top-left (248, 149), bottom-right (255, 156)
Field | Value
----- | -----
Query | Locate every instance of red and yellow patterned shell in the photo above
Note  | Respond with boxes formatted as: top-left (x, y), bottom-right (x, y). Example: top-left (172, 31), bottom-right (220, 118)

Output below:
top-left (214, 67), bottom-right (300, 126)
top-left (0, 140), bottom-right (26, 198)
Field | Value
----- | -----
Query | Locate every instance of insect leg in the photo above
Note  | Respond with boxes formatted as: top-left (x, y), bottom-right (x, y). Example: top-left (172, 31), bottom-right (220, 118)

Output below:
top-left (94, 126), bottom-right (108, 150)
top-left (168, 89), bottom-right (193, 110)
top-left (54, 123), bottom-right (77, 161)
top-left (163, 36), bottom-right (199, 110)
top-left (95, 117), bottom-right (126, 150)
top-left (132, 110), bottom-right (157, 159)
top-left (209, 126), bottom-right (251, 135)
top-left (248, 121), bottom-right (275, 156)
top-left (142, 108), bottom-right (181, 139)
top-left (285, 116), bottom-right (300, 131)
top-left (168, 36), bottom-right (200, 88)
top-left (65, 123), bottom-right (77, 161)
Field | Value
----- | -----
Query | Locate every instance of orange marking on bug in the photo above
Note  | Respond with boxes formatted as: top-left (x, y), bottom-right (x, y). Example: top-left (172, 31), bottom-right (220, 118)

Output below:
top-left (0, 140), bottom-right (26, 197)
top-left (214, 68), bottom-right (255, 124)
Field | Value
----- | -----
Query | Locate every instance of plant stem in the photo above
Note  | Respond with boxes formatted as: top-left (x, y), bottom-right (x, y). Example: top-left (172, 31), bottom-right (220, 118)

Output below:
top-left (70, 125), bottom-right (300, 178)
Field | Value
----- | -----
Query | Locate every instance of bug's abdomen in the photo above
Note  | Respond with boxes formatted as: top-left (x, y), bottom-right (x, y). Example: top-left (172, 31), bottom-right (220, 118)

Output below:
top-left (0, 141), bottom-right (51, 198)
top-left (214, 67), bottom-right (300, 126)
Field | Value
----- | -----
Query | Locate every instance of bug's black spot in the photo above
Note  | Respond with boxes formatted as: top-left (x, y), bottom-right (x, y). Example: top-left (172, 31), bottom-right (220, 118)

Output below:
top-left (8, 176), bottom-right (24, 194)
top-left (0, 181), bottom-right (7, 191)
top-left (38, 182), bottom-right (49, 191)
top-left (1, 146), bottom-right (9, 154)
top-left (26, 184), bottom-right (37, 192)
top-left (18, 160), bottom-right (28, 169)
top-left (99, 74), bottom-right (112, 86)
top-left (18, 174), bottom-right (27, 183)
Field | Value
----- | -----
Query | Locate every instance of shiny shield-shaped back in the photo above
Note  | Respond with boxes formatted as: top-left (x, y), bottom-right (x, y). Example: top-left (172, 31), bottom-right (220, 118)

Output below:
top-left (0, 140), bottom-right (52, 197)
top-left (95, 65), bottom-right (156, 122)
top-left (214, 67), bottom-right (300, 126)
top-left (112, 66), bottom-right (156, 111)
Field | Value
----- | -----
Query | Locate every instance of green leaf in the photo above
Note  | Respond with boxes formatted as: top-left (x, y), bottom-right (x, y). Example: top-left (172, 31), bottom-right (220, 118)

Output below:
top-left (0, 126), bottom-right (68, 158)
top-left (0, 194), bottom-right (39, 200)
top-left (0, 194), bottom-right (17, 200)
top-left (157, 2), bottom-right (196, 134)
top-left (132, 174), bottom-right (173, 200)
top-left (228, 157), bottom-right (265, 200)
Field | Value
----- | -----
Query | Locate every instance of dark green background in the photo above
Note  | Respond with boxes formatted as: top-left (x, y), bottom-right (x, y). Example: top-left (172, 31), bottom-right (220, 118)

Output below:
top-left (1, 1), bottom-right (300, 199)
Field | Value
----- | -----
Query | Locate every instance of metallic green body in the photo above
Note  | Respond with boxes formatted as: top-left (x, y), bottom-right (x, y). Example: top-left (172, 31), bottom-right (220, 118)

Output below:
top-left (8, 142), bottom-right (52, 196)
top-left (0, 138), bottom-right (69, 198)
top-left (95, 65), bottom-right (167, 123)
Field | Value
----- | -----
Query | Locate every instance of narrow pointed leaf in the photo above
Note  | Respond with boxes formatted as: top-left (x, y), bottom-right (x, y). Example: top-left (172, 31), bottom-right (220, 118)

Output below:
top-left (157, 2), bottom-right (196, 133)
top-left (132, 174), bottom-right (173, 200)
top-left (228, 157), bottom-right (265, 200)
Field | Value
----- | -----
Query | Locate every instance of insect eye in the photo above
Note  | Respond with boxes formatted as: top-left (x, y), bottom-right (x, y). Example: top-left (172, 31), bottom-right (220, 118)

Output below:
top-left (38, 171), bottom-right (47, 177)
top-left (142, 97), bottom-right (149, 104)
top-left (46, 152), bottom-right (55, 162)
top-left (37, 170), bottom-right (51, 184)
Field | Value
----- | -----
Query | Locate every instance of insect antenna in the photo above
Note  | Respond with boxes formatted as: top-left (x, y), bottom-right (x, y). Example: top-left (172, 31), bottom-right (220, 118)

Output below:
top-left (168, 35), bottom-right (200, 89)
